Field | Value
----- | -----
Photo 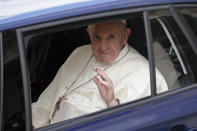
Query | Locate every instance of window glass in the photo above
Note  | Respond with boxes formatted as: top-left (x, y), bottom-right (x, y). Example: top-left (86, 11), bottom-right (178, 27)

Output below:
top-left (25, 13), bottom-right (168, 128)
top-left (3, 30), bottom-right (25, 130)
top-left (150, 9), bottom-right (197, 92)
top-left (179, 8), bottom-right (197, 34)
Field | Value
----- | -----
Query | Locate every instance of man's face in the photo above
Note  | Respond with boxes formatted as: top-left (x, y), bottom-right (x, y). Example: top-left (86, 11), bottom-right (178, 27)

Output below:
top-left (87, 21), bottom-right (131, 65)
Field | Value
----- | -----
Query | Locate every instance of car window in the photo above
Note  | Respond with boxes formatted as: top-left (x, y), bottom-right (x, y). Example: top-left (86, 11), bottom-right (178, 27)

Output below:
top-left (2, 30), bottom-right (25, 131)
top-left (19, 11), bottom-right (173, 128)
top-left (150, 9), bottom-right (197, 92)
top-left (178, 8), bottom-right (197, 30)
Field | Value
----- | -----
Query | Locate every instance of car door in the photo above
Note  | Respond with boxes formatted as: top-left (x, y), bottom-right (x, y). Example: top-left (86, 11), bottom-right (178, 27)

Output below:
top-left (4, 3), bottom-right (197, 131)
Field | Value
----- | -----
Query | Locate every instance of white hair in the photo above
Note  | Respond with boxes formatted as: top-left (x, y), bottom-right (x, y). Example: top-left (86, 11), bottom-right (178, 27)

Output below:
top-left (121, 20), bottom-right (127, 25)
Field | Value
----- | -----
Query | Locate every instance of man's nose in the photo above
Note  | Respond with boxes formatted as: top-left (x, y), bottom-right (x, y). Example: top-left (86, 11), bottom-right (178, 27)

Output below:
top-left (100, 40), bottom-right (107, 50)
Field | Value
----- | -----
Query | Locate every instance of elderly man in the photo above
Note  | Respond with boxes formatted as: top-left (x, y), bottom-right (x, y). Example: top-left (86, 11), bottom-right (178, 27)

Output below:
top-left (32, 20), bottom-right (168, 128)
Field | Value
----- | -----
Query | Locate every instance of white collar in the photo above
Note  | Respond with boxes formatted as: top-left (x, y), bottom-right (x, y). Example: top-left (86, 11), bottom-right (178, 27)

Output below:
top-left (115, 43), bottom-right (129, 63)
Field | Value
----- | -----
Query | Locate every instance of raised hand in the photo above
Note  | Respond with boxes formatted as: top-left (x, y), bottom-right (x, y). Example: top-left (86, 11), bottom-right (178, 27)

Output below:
top-left (92, 67), bottom-right (118, 108)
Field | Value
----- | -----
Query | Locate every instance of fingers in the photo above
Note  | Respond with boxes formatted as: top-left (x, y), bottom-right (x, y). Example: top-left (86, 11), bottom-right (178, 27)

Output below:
top-left (93, 77), bottom-right (110, 87)
top-left (99, 79), bottom-right (110, 86)
top-left (93, 77), bottom-right (105, 96)
top-left (92, 77), bottom-right (102, 87)
top-left (92, 67), bottom-right (115, 107)
top-left (93, 67), bottom-right (112, 87)
top-left (93, 67), bottom-right (110, 82)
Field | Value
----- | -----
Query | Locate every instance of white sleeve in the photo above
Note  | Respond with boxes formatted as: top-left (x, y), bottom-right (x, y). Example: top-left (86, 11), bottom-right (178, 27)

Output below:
top-left (33, 46), bottom-right (83, 111)
top-left (31, 45), bottom-right (92, 127)
top-left (32, 103), bottom-right (50, 128)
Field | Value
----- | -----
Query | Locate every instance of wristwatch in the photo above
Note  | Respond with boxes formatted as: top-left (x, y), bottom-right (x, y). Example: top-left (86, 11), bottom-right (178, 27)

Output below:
top-left (116, 98), bottom-right (120, 105)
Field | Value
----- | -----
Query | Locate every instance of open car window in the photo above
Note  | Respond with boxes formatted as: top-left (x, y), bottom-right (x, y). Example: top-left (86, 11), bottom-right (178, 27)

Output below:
top-left (21, 12), bottom-right (168, 128)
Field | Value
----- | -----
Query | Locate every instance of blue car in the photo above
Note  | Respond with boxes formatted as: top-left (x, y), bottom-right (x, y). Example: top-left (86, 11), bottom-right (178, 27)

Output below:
top-left (1, 0), bottom-right (197, 130)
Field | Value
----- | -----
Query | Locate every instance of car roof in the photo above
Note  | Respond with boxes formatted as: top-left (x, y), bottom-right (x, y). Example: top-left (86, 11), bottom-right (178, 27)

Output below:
top-left (0, 0), bottom-right (197, 31)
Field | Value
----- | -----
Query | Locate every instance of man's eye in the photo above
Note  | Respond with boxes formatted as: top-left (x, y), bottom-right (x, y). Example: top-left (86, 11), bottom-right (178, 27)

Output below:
top-left (106, 34), bottom-right (115, 41)
top-left (109, 34), bottom-right (115, 39)
top-left (94, 35), bottom-right (101, 40)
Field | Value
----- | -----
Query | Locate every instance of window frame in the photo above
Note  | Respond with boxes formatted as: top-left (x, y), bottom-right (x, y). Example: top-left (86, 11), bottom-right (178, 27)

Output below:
top-left (143, 11), bottom-right (157, 96)
top-left (15, 4), bottom-right (197, 131)
top-left (0, 32), bottom-right (3, 131)
top-left (16, 30), bottom-right (32, 131)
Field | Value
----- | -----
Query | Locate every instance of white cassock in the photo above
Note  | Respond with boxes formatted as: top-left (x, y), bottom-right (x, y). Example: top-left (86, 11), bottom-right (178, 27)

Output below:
top-left (32, 44), bottom-right (168, 128)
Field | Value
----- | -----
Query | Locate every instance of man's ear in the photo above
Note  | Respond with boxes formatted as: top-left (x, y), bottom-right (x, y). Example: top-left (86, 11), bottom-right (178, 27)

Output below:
top-left (124, 28), bottom-right (131, 44)
top-left (126, 28), bottom-right (131, 38)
